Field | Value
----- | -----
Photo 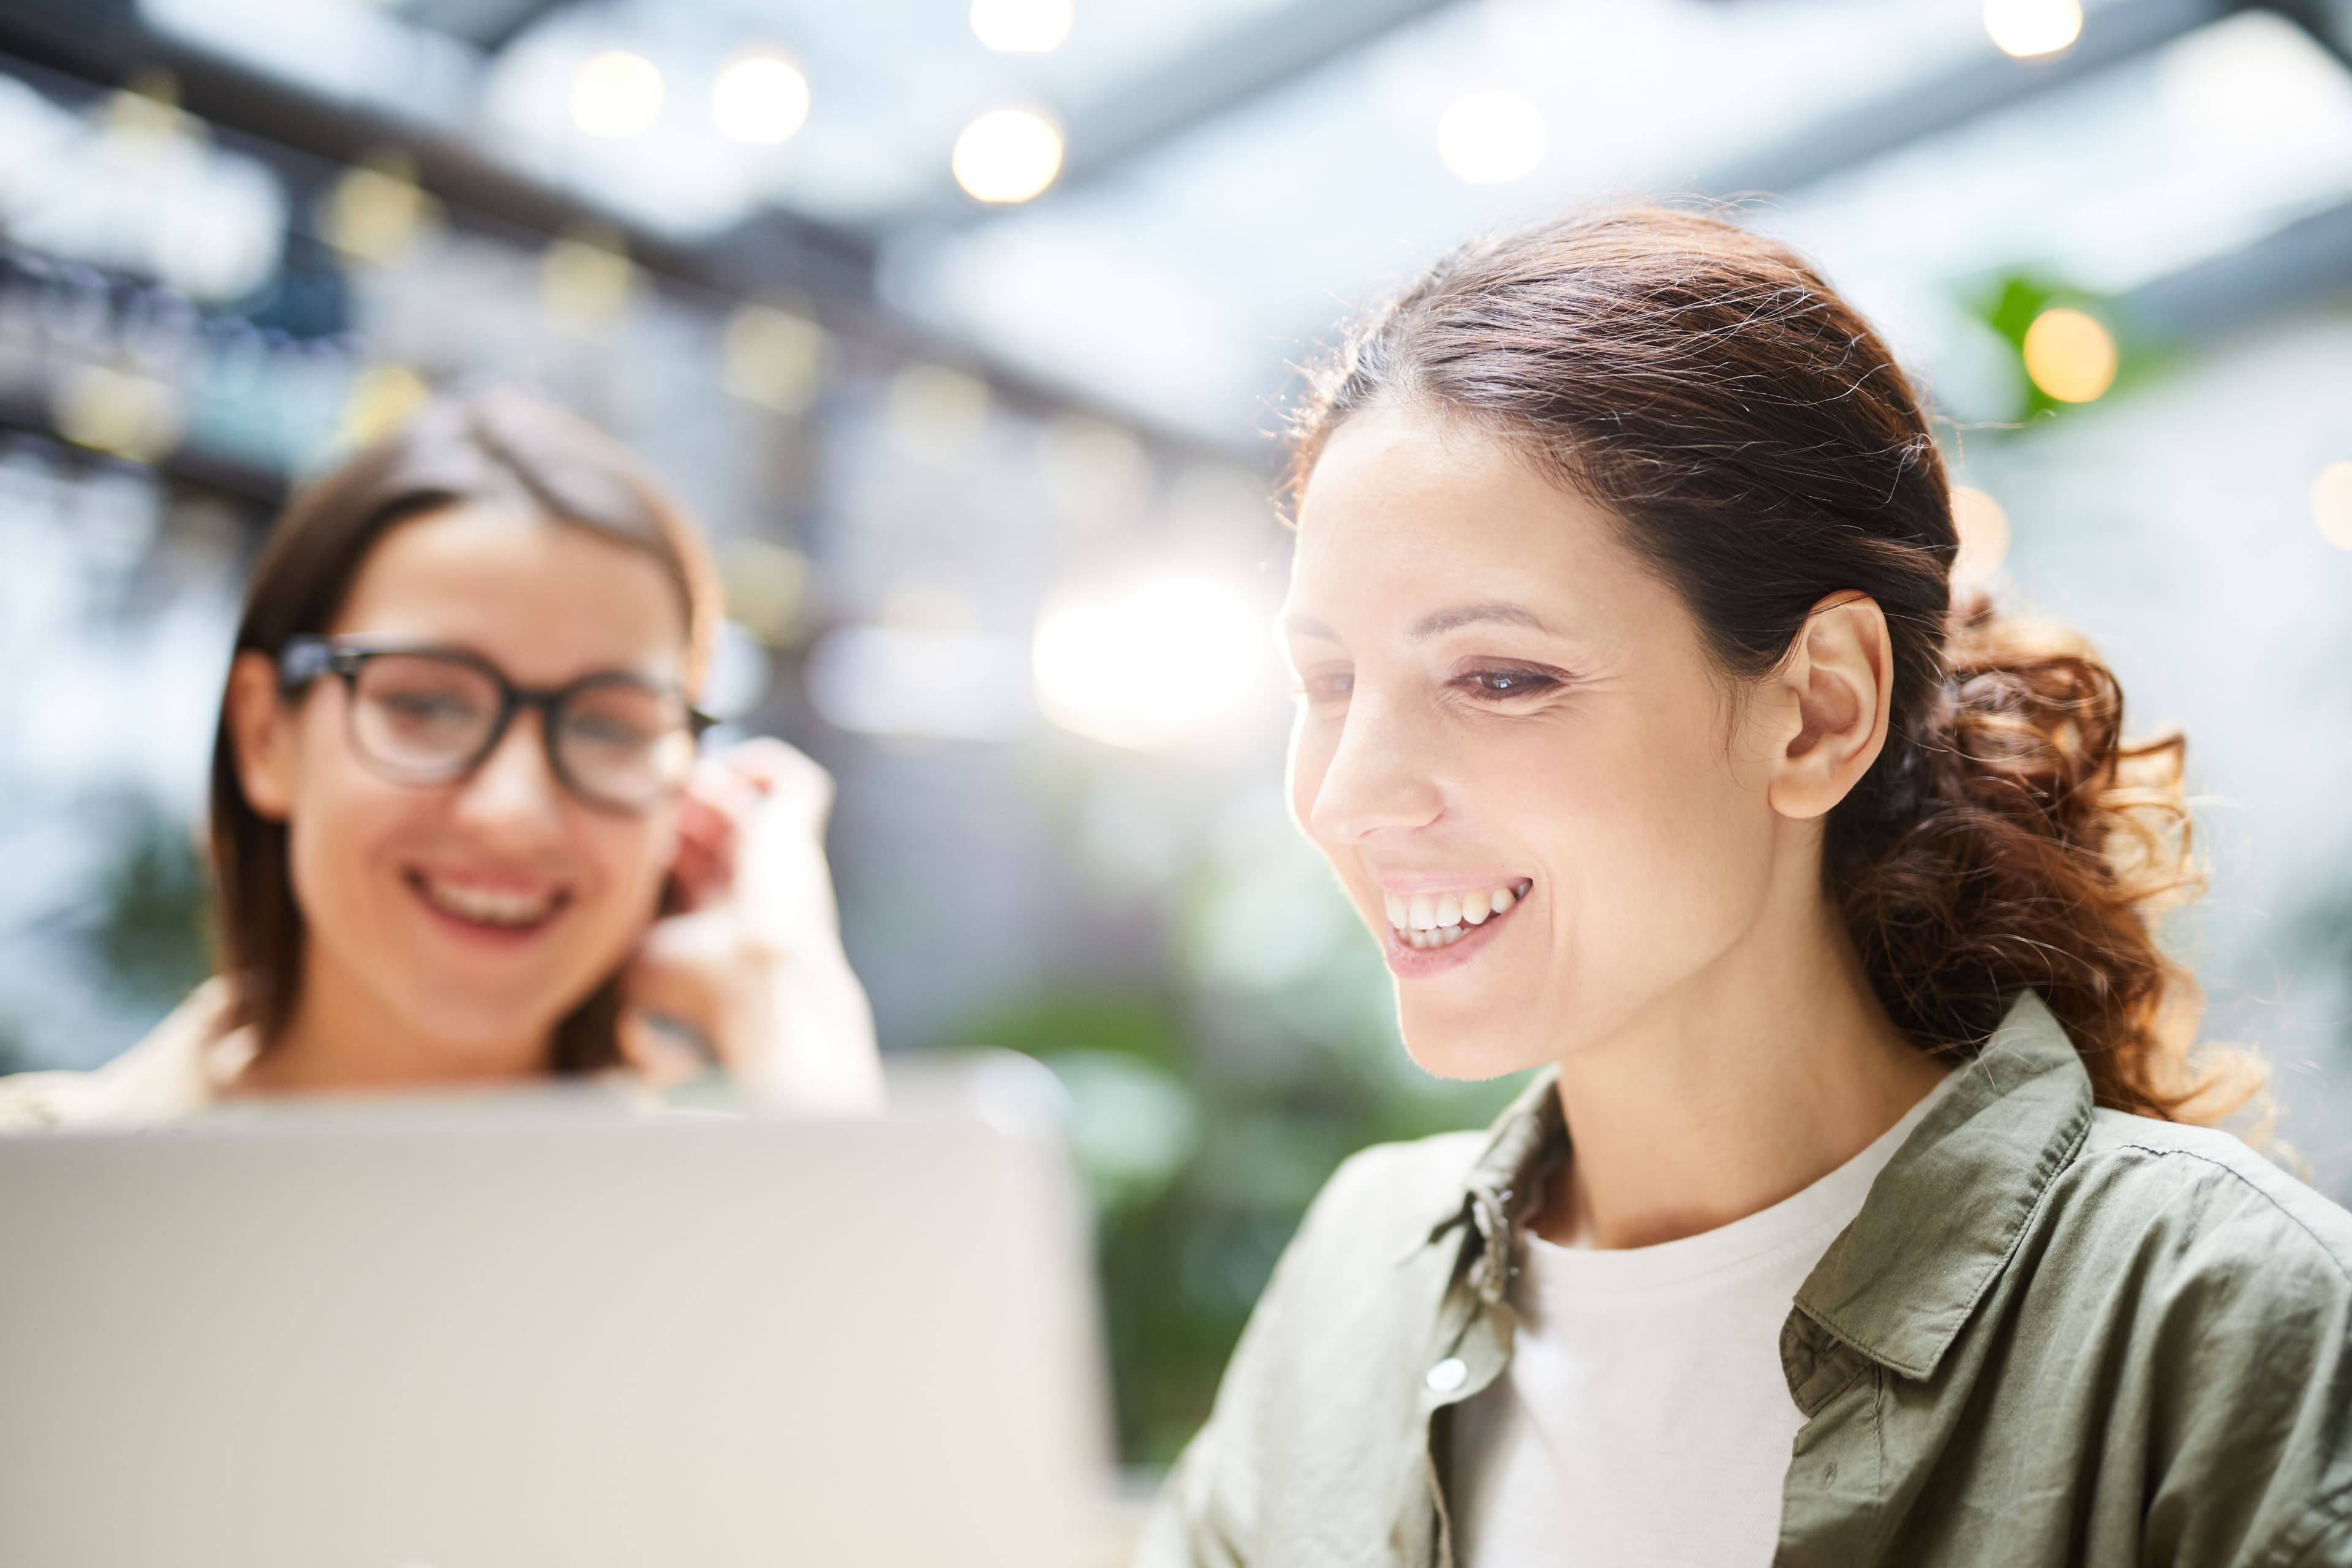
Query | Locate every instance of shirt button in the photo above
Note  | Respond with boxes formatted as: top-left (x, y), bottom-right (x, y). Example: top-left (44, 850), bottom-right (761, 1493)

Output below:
top-left (1426, 1357), bottom-right (1469, 1394)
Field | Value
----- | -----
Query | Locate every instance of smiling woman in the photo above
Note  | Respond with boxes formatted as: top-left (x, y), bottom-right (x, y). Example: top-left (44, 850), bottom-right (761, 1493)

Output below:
top-left (1142, 208), bottom-right (2352, 1568)
top-left (0, 386), bottom-right (880, 1126)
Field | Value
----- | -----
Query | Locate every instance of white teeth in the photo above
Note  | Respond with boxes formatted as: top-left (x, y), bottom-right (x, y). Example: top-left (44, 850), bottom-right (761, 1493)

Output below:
top-left (1384, 881), bottom-right (1530, 945)
top-left (418, 876), bottom-right (559, 929)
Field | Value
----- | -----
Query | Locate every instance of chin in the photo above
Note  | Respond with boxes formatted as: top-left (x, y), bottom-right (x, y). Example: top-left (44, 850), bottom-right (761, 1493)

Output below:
top-left (1393, 1002), bottom-right (1555, 1084)
top-left (400, 991), bottom-right (575, 1069)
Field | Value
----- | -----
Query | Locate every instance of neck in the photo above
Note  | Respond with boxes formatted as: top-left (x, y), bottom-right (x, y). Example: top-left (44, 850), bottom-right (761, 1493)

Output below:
top-left (1536, 864), bottom-right (1948, 1251)
top-left (235, 944), bottom-right (552, 1096)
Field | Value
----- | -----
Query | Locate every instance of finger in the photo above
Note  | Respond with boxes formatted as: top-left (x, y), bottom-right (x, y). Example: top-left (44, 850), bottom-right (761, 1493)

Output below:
top-left (714, 737), bottom-right (834, 825)
top-left (617, 1009), bottom-right (720, 1089)
top-left (668, 788), bottom-right (739, 910)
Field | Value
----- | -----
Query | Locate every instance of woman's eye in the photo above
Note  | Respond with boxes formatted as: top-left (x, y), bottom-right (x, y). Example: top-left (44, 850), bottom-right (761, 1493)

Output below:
top-left (1458, 667), bottom-right (1561, 699)
top-left (1295, 671), bottom-right (1354, 705)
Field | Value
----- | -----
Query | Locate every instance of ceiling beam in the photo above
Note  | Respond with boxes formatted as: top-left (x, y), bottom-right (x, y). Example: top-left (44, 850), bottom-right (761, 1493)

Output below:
top-left (1698, 0), bottom-right (2224, 201)
top-left (2125, 192), bottom-right (2352, 338)
top-left (394, 0), bottom-right (574, 55)
top-left (0, 7), bottom-right (882, 307)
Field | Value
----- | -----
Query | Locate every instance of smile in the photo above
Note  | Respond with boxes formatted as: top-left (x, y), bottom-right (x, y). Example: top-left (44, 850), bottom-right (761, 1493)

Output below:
top-left (407, 870), bottom-right (570, 933)
top-left (1382, 879), bottom-right (1533, 950)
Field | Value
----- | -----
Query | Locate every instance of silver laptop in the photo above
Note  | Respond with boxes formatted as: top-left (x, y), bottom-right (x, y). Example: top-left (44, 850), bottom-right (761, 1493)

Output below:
top-left (0, 1061), bottom-right (1114, 1567)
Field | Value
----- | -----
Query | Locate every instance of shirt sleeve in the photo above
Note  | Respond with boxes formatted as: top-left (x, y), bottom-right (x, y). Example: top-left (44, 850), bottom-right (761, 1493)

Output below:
top-left (2126, 1151), bottom-right (2352, 1568)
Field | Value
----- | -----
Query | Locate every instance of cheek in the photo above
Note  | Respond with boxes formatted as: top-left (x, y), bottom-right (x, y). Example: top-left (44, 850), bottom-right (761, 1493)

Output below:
top-left (280, 753), bottom-right (437, 944)
top-left (568, 812), bottom-right (677, 922)
top-left (1533, 707), bottom-right (1777, 952)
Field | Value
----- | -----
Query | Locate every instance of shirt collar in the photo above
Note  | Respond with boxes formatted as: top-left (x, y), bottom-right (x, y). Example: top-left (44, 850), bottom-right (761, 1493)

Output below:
top-left (1424, 990), bottom-right (2094, 1377)
top-left (1793, 990), bottom-right (2094, 1379)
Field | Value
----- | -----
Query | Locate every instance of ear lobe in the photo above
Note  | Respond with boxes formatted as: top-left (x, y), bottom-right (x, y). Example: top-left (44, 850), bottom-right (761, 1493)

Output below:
top-left (225, 650), bottom-right (298, 823)
top-left (1765, 594), bottom-right (1894, 821)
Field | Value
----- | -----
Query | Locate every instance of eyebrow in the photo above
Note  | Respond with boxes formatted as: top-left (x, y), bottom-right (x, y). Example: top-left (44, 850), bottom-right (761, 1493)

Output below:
top-left (1407, 601), bottom-right (1553, 639)
top-left (1280, 601), bottom-right (1556, 642)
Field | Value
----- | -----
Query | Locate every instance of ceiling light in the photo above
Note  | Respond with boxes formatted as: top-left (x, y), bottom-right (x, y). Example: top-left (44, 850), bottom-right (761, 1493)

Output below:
top-left (1984, 0), bottom-right (2082, 59)
top-left (952, 108), bottom-right (1064, 203)
top-left (1033, 578), bottom-right (1262, 749)
top-left (2020, 307), bottom-right (2116, 403)
top-left (712, 52), bottom-right (810, 146)
top-left (570, 49), bottom-right (664, 139)
top-left (971, 0), bottom-right (1072, 55)
top-left (1437, 89), bottom-right (1546, 186)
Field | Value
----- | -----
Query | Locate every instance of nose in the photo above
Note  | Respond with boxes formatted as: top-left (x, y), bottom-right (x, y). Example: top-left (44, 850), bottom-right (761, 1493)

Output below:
top-left (1302, 687), bottom-right (1445, 846)
top-left (448, 710), bottom-right (567, 840)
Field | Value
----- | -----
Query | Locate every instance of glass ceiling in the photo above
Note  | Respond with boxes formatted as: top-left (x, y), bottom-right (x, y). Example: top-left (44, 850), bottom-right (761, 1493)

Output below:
top-left (130, 0), bottom-right (2352, 443)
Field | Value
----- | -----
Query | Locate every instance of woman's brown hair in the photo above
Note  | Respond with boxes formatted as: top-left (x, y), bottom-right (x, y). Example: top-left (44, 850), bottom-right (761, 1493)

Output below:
top-left (209, 385), bottom-right (722, 1071)
top-left (1292, 205), bottom-right (2251, 1123)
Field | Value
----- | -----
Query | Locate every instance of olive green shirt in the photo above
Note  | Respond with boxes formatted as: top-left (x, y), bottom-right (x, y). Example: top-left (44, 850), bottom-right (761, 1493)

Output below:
top-left (1139, 993), bottom-right (2352, 1567)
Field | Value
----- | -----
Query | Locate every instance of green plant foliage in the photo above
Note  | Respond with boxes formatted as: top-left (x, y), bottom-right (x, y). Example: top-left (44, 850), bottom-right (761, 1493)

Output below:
top-left (1962, 270), bottom-right (2173, 426)
top-left (82, 807), bottom-right (213, 1008)
top-left (959, 978), bottom-right (1521, 1465)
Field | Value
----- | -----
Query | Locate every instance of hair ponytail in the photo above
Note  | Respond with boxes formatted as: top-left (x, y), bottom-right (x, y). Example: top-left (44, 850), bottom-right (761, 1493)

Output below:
top-left (1292, 205), bottom-right (2258, 1126)
top-left (1836, 594), bottom-right (2247, 1120)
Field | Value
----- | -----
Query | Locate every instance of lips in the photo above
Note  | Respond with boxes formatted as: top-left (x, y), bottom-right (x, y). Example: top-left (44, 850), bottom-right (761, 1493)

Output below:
top-left (405, 869), bottom-right (570, 934)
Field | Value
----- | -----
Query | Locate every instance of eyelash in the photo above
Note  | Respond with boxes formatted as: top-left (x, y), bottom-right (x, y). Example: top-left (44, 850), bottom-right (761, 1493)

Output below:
top-left (1453, 666), bottom-right (1564, 701)
top-left (1289, 666), bottom-right (1567, 707)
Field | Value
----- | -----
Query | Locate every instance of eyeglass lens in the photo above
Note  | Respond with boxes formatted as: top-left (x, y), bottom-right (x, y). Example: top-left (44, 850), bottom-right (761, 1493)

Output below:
top-left (347, 653), bottom-right (695, 807)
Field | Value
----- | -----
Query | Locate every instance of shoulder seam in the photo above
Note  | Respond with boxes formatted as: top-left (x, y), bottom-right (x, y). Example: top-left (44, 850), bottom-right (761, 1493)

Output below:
top-left (2106, 1141), bottom-right (2352, 1289)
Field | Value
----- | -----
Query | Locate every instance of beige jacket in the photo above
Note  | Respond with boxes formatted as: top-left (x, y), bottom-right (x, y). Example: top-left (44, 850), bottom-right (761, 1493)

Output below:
top-left (0, 980), bottom-right (258, 1133)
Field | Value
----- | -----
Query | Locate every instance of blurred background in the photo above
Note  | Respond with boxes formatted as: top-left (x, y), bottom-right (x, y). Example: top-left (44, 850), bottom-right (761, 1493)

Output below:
top-left (1, 0), bottom-right (2350, 1471)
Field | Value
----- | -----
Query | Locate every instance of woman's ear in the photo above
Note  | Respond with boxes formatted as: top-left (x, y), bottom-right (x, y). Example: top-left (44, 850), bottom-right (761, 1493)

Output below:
top-left (225, 650), bottom-right (298, 823)
top-left (1765, 593), bottom-right (1894, 821)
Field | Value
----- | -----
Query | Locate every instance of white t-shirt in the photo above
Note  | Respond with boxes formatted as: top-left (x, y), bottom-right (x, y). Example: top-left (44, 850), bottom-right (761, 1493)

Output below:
top-left (1452, 1071), bottom-right (1957, 1568)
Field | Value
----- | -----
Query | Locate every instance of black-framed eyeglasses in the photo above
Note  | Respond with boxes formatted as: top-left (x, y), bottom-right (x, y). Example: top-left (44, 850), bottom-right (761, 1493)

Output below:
top-left (277, 636), bottom-right (714, 813)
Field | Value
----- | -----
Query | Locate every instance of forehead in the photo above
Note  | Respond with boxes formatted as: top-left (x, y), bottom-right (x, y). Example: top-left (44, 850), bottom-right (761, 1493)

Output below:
top-left (331, 504), bottom-right (688, 683)
top-left (1286, 404), bottom-right (1662, 636)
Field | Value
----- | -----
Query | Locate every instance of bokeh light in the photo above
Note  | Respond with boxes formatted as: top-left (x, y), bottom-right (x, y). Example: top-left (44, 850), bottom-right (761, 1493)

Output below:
top-left (51, 365), bottom-right (183, 464)
top-left (1950, 484), bottom-right (2012, 583)
top-left (889, 363), bottom-right (992, 459)
top-left (1984, 0), bottom-right (2082, 58)
top-left (711, 52), bottom-right (810, 145)
top-left (337, 363), bottom-right (430, 450)
top-left (2021, 306), bottom-right (2117, 403)
top-left (1437, 89), bottom-right (1546, 185)
top-left (2314, 461), bottom-right (2352, 551)
top-left (722, 302), bottom-right (826, 415)
top-left (541, 228), bottom-right (635, 331)
top-left (570, 49), bottom-right (665, 139)
top-left (317, 151), bottom-right (437, 266)
top-left (971, 0), bottom-right (1073, 55)
top-left (718, 538), bottom-right (816, 648)
top-left (952, 108), bottom-right (1064, 203)
top-left (1033, 578), bottom-right (1264, 749)
top-left (1040, 416), bottom-right (1152, 529)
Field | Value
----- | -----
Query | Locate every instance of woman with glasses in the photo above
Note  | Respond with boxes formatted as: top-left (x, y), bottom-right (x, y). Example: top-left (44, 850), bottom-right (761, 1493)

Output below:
top-left (0, 386), bottom-right (878, 1126)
